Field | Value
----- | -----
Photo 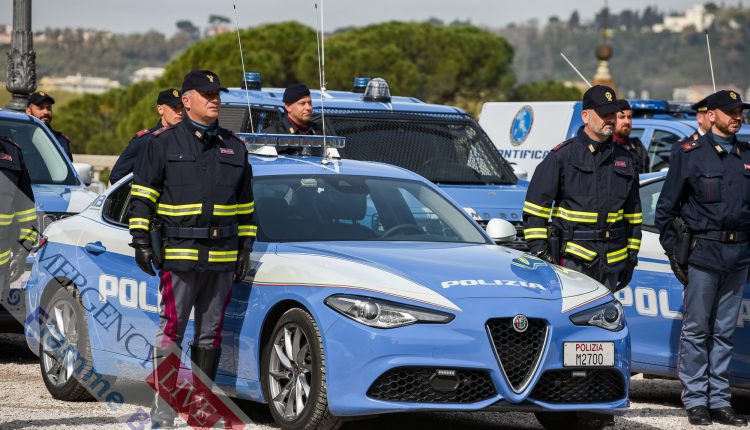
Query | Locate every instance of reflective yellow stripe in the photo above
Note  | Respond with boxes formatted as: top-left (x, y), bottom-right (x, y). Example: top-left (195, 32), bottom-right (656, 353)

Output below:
top-left (606, 247), bottom-right (629, 264)
top-left (627, 238), bottom-right (641, 251)
top-left (0, 213), bottom-right (13, 226)
top-left (157, 203), bottom-right (203, 216)
top-left (164, 248), bottom-right (199, 261)
top-left (131, 184), bottom-right (161, 203)
top-left (523, 201), bottom-right (551, 218)
top-left (238, 225), bottom-right (257, 237)
top-left (0, 250), bottom-right (10, 265)
top-left (129, 218), bottom-right (150, 231)
top-left (564, 242), bottom-right (597, 261)
top-left (552, 207), bottom-right (598, 223)
top-left (15, 207), bottom-right (36, 223)
top-left (606, 209), bottom-right (624, 223)
top-left (236, 201), bottom-right (255, 215)
top-left (208, 250), bottom-right (238, 262)
top-left (19, 228), bottom-right (38, 242)
top-left (624, 213), bottom-right (642, 225)
top-left (523, 227), bottom-right (548, 240)
top-left (213, 204), bottom-right (237, 216)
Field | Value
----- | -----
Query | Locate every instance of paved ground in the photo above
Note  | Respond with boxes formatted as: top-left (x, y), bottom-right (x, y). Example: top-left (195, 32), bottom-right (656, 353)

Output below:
top-left (1, 334), bottom-right (748, 429)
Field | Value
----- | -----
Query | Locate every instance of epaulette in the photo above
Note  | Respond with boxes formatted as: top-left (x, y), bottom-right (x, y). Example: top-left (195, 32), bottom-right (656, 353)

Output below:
top-left (152, 125), bottom-right (176, 137)
top-left (0, 135), bottom-right (21, 149)
top-left (680, 140), bottom-right (702, 153)
top-left (551, 138), bottom-right (574, 152)
top-left (135, 129), bottom-right (151, 138)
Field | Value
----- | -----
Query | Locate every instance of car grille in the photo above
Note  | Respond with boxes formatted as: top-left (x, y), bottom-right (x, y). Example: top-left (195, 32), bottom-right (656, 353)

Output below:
top-left (486, 318), bottom-right (548, 392)
top-left (37, 212), bottom-right (74, 233)
top-left (529, 369), bottom-right (626, 403)
top-left (367, 367), bottom-right (497, 403)
top-left (477, 221), bottom-right (528, 251)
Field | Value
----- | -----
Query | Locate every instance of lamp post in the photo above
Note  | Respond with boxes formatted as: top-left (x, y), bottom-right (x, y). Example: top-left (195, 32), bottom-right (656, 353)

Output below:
top-left (5, 0), bottom-right (36, 111)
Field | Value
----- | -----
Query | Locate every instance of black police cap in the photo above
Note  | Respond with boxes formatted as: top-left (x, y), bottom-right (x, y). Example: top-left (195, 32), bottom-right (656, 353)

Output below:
top-left (691, 95), bottom-right (709, 113)
top-left (283, 83), bottom-right (311, 104)
top-left (706, 90), bottom-right (750, 112)
top-left (27, 91), bottom-right (55, 107)
top-left (582, 85), bottom-right (621, 116)
top-left (181, 70), bottom-right (228, 93)
top-left (617, 99), bottom-right (631, 111)
top-left (157, 88), bottom-right (183, 108)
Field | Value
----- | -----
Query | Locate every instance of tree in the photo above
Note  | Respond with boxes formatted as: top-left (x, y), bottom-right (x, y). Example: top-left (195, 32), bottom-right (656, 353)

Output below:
top-left (509, 81), bottom-right (582, 102)
top-left (176, 20), bottom-right (200, 41)
top-left (209, 15), bottom-right (231, 24)
top-left (568, 10), bottom-right (581, 29)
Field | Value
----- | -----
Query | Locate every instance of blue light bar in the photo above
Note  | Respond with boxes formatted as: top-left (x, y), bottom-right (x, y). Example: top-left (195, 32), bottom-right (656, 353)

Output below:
top-left (242, 72), bottom-right (261, 90)
top-left (627, 99), bottom-right (668, 113)
top-left (236, 133), bottom-right (346, 149)
top-left (352, 77), bottom-right (370, 93)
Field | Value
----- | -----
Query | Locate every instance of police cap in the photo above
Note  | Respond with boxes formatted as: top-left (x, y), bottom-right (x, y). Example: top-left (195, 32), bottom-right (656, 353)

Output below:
top-left (691, 95), bottom-right (709, 113)
top-left (181, 70), bottom-right (228, 93)
top-left (283, 83), bottom-right (311, 104)
top-left (706, 90), bottom-right (750, 112)
top-left (617, 99), bottom-right (631, 111)
top-left (582, 85), bottom-right (621, 116)
top-left (27, 91), bottom-right (55, 107)
top-left (157, 88), bottom-right (183, 108)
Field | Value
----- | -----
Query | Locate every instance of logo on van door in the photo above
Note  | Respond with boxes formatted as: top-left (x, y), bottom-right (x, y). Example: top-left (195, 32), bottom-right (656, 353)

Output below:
top-left (510, 105), bottom-right (534, 146)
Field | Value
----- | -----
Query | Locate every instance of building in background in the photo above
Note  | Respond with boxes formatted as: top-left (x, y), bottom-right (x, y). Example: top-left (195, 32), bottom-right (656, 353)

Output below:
top-left (39, 73), bottom-right (120, 94)
top-left (130, 67), bottom-right (165, 83)
top-left (653, 4), bottom-right (714, 33)
top-left (672, 84), bottom-right (746, 103)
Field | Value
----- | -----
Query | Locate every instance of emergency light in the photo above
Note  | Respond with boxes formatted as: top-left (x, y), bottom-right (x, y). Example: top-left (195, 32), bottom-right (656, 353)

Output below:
top-left (237, 133), bottom-right (346, 157)
top-left (352, 77), bottom-right (370, 93)
top-left (242, 72), bottom-right (261, 90)
top-left (363, 77), bottom-right (391, 103)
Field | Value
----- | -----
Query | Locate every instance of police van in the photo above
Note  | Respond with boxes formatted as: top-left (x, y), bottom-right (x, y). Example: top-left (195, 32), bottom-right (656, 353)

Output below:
top-left (0, 109), bottom-right (97, 330)
top-left (479, 99), bottom-right (750, 178)
top-left (219, 75), bottom-right (529, 249)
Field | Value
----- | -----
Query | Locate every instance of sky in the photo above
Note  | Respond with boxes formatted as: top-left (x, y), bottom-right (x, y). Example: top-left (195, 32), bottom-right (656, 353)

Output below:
top-left (5, 0), bottom-right (700, 35)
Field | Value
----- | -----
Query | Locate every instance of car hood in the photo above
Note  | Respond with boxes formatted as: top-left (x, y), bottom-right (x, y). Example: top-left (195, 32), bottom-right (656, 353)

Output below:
top-left (437, 184), bottom-right (525, 222)
top-left (32, 184), bottom-right (98, 213)
top-left (261, 242), bottom-right (610, 313)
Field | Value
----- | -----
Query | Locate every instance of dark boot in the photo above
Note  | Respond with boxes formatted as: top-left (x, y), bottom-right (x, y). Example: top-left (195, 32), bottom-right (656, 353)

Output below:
top-left (187, 346), bottom-right (221, 427)
top-left (150, 346), bottom-right (182, 429)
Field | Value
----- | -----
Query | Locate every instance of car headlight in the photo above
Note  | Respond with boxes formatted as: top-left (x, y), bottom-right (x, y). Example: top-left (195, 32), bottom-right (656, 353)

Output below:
top-left (569, 300), bottom-right (624, 332)
top-left (325, 294), bottom-right (454, 329)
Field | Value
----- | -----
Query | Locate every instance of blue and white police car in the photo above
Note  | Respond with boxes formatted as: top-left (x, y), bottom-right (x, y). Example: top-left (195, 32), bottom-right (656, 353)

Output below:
top-left (0, 108), bottom-right (97, 330)
top-left (24, 136), bottom-right (628, 430)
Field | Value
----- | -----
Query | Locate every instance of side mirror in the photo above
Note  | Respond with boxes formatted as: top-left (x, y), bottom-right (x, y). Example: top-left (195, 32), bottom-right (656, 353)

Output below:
top-left (73, 163), bottom-right (93, 186)
top-left (486, 218), bottom-right (517, 243)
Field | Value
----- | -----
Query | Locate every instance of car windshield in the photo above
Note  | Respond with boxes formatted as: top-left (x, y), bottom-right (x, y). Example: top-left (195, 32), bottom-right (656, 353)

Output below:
top-left (326, 113), bottom-right (516, 186)
top-left (0, 117), bottom-right (77, 185)
top-left (254, 174), bottom-right (490, 244)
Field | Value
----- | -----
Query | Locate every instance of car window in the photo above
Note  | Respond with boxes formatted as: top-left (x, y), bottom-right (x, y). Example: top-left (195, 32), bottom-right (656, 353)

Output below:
top-left (630, 128), bottom-right (645, 141)
top-left (102, 181), bottom-right (132, 227)
top-left (647, 130), bottom-right (681, 172)
top-left (639, 179), bottom-right (663, 233)
top-left (253, 174), bottom-right (490, 243)
top-left (0, 118), bottom-right (77, 185)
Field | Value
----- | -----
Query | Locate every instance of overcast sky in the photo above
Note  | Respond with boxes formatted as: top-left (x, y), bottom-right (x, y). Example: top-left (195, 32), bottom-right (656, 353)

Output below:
top-left (5, 0), bottom-right (700, 35)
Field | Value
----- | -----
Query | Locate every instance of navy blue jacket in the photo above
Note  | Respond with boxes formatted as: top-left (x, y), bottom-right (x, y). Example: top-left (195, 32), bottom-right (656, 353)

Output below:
top-left (655, 130), bottom-right (750, 271)
top-left (110, 122), bottom-right (161, 185)
top-left (50, 128), bottom-right (72, 162)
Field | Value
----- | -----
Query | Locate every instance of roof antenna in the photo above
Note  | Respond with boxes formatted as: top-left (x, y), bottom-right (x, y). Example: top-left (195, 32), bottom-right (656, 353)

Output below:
top-left (560, 52), bottom-right (592, 88)
top-left (705, 30), bottom-right (717, 93)
top-left (233, 4), bottom-right (255, 133)
top-left (314, 0), bottom-right (330, 164)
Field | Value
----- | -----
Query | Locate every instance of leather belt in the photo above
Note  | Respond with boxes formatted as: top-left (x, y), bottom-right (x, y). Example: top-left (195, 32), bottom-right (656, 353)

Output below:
top-left (695, 230), bottom-right (750, 243)
top-left (163, 225), bottom-right (238, 239)
top-left (563, 226), bottom-right (626, 241)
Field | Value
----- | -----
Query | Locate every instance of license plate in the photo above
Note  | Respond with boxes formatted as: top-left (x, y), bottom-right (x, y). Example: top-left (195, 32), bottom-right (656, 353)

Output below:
top-left (563, 342), bottom-right (614, 367)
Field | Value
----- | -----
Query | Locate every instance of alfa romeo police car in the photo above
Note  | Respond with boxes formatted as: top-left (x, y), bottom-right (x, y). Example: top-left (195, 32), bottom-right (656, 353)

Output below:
top-left (23, 136), bottom-right (628, 430)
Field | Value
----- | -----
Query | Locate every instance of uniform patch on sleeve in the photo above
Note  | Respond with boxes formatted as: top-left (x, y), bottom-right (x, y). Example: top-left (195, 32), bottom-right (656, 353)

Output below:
top-left (0, 153), bottom-right (12, 162)
top-left (681, 141), bottom-right (701, 152)
top-left (551, 138), bottom-right (574, 152)
top-left (136, 129), bottom-right (151, 138)
top-left (219, 147), bottom-right (235, 155)
top-left (615, 160), bottom-right (627, 168)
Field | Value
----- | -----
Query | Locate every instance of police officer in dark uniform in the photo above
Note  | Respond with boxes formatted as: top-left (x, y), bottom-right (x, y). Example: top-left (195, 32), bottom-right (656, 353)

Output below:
top-left (656, 90), bottom-right (750, 427)
top-left (613, 99), bottom-right (649, 173)
top-left (678, 96), bottom-right (712, 145)
top-left (129, 70), bottom-right (255, 428)
top-left (261, 83), bottom-right (324, 155)
top-left (26, 91), bottom-right (73, 161)
top-left (109, 88), bottom-right (183, 185)
top-left (0, 136), bottom-right (36, 303)
top-left (523, 85), bottom-right (641, 294)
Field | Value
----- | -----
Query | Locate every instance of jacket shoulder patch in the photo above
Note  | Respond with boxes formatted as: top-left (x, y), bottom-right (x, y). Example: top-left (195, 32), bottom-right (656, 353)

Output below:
top-left (681, 140), bottom-right (702, 153)
top-left (551, 138), bottom-right (574, 152)
top-left (152, 125), bottom-right (176, 137)
top-left (135, 129), bottom-right (151, 138)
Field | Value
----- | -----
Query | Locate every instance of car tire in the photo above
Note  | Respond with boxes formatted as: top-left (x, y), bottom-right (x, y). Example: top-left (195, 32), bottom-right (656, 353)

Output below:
top-left (261, 308), bottom-right (341, 430)
top-left (38, 286), bottom-right (96, 401)
top-left (534, 411), bottom-right (609, 430)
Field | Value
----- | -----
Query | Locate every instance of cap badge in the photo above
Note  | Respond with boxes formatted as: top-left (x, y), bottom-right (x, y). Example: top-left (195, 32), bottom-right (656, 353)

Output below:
top-left (172, 89), bottom-right (179, 97)
top-left (605, 91), bottom-right (613, 102)
top-left (730, 92), bottom-right (738, 100)
top-left (39, 91), bottom-right (46, 96)
top-left (206, 75), bottom-right (214, 83)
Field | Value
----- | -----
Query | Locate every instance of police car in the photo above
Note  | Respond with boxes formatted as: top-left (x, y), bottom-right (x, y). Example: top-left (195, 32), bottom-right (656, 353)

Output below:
top-left (623, 172), bottom-right (750, 388)
top-left (221, 75), bottom-right (528, 249)
top-left (24, 136), bottom-right (628, 430)
top-left (0, 109), bottom-right (97, 331)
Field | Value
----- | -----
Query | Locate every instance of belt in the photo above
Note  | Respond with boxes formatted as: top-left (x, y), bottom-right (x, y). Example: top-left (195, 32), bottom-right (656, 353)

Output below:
top-left (563, 226), bottom-right (626, 241)
top-left (695, 230), bottom-right (750, 243)
top-left (163, 225), bottom-right (238, 239)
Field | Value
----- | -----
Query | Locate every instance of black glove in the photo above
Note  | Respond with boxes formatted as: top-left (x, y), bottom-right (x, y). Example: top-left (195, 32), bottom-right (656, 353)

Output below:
top-left (234, 248), bottom-right (251, 283)
top-left (130, 238), bottom-right (156, 276)
top-left (615, 251), bottom-right (638, 292)
top-left (669, 256), bottom-right (688, 286)
top-left (533, 249), bottom-right (556, 264)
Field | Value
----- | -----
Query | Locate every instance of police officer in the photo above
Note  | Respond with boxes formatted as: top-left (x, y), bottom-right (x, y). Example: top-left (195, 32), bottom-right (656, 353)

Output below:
top-left (613, 99), bottom-right (649, 174)
top-left (523, 85), bottom-right (641, 294)
top-left (678, 96), bottom-right (712, 145)
top-left (655, 90), bottom-right (750, 427)
top-left (262, 83), bottom-right (320, 135)
top-left (0, 136), bottom-right (36, 304)
top-left (26, 91), bottom-right (73, 161)
top-left (129, 70), bottom-right (255, 428)
top-left (109, 88), bottom-right (183, 185)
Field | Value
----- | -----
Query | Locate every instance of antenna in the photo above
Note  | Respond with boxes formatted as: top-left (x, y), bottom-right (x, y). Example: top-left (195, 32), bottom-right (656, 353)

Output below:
top-left (705, 30), bottom-right (717, 93)
top-left (233, 4), bottom-right (255, 133)
top-left (560, 52), bottom-right (592, 88)
top-left (314, 0), bottom-right (329, 164)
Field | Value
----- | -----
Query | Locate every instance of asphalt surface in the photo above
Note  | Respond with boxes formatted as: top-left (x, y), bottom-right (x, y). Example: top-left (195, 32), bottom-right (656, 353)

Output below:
top-left (1, 333), bottom-right (749, 429)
